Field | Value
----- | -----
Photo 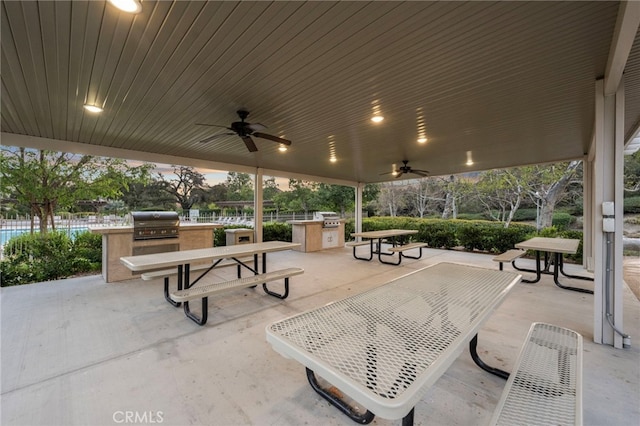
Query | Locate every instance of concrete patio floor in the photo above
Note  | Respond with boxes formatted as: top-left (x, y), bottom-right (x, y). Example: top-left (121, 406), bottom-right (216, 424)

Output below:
top-left (1, 246), bottom-right (639, 426)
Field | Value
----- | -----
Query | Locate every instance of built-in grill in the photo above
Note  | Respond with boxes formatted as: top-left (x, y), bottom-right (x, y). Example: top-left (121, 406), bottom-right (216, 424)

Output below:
top-left (313, 211), bottom-right (341, 228)
top-left (132, 211), bottom-right (179, 240)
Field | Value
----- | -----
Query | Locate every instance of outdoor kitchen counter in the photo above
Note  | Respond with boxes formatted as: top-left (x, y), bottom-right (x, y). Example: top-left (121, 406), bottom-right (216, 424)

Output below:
top-left (288, 220), bottom-right (345, 252)
top-left (91, 223), bottom-right (222, 283)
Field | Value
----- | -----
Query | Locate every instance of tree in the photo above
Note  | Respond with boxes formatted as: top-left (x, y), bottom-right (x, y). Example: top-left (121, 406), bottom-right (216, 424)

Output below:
top-left (471, 161), bottom-right (580, 229)
top-left (316, 184), bottom-right (354, 216)
top-left (624, 150), bottom-right (640, 193)
top-left (224, 172), bottom-right (254, 201)
top-left (263, 177), bottom-right (281, 200)
top-left (526, 161), bottom-right (581, 229)
top-left (157, 166), bottom-right (206, 211)
top-left (376, 181), bottom-right (410, 217)
top-left (286, 179), bottom-right (318, 214)
top-left (120, 181), bottom-right (175, 211)
top-left (442, 175), bottom-right (468, 219)
top-left (0, 147), bottom-right (153, 233)
top-left (474, 168), bottom-right (526, 227)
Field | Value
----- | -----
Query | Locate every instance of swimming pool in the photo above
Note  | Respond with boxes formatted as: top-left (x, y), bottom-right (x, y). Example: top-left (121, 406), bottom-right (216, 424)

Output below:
top-left (0, 227), bottom-right (89, 245)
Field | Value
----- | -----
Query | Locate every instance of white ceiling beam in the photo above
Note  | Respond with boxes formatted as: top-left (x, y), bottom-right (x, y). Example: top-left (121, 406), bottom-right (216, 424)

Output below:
top-left (604, 1), bottom-right (640, 96)
top-left (1, 132), bottom-right (359, 187)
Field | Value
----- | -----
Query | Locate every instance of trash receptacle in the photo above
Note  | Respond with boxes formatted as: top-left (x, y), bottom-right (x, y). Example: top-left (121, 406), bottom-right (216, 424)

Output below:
top-left (225, 228), bottom-right (254, 245)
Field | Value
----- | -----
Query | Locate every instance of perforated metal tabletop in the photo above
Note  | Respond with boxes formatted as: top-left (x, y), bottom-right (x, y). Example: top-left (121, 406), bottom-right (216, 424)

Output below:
top-left (267, 262), bottom-right (521, 420)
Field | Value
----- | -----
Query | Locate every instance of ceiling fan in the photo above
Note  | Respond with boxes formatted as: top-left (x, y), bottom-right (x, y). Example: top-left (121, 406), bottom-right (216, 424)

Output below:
top-left (196, 109), bottom-right (291, 152)
top-left (381, 160), bottom-right (430, 178)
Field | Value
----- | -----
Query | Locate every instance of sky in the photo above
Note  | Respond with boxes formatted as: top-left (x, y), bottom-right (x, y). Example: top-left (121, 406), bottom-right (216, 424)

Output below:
top-left (148, 161), bottom-right (291, 188)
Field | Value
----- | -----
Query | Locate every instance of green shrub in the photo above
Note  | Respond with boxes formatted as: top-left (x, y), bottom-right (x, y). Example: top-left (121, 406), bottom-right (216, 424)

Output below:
top-left (1, 231), bottom-right (75, 286)
top-left (0, 230), bottom-right (105, 286)
top-left (456, 213), bottom-right (487, 221)
top-left (417, 219), bottom-right (459, 249)
top-left (456, 221), bottom-right (535, 253)
top-left (347, 216), bottom-right (535, 253)
top-left (214, 223), bottom-right (292, 246)
top-left (624, 196), bottom-right (640, 214)
top-left (512, 208), bottom-right (538, 221)
top-left (263, 222), bottom-right (292, 242)
top-left (551, 212), bottom-right (575, 230)
top-left (72, 231), bottom-right (102, 271)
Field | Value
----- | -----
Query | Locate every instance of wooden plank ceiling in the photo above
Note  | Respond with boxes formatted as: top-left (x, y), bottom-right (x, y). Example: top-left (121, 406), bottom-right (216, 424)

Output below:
top-left (2, 1), bottom-right (637, 184)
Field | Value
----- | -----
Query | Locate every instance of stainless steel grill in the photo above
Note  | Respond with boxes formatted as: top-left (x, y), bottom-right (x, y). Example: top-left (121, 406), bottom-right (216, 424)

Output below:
top-left (131, 211), bottom-right (179, 240)
top-left (313, 211), bottom-right (341, 228)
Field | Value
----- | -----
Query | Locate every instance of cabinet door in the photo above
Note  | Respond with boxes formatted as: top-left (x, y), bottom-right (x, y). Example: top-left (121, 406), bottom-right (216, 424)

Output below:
top-left (322, 230), bottom-right (339, 248)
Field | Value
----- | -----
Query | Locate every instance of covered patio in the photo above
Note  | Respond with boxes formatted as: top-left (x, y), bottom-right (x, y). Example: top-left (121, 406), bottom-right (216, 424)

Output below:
top-left (1, 247), bottom-right (638, 425)
top-left (2, 1), bottom-right (640, 424)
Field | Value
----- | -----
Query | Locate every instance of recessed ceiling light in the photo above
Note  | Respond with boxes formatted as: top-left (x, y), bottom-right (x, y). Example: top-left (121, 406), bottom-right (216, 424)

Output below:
top-left (466, 151), bottom-right (474, 166)
top-left (330, 156), bottom-right (337, 163)
top-left (278, 144), bottom-right (288, 152)
top-left (371, 115), bottom-right (384, 123)
top-left (417, 137), bottom-right (427, 143)
top-left (107, 0), bottom-right (142, 14)
top-left (83, 104), bottom-right (103, 113)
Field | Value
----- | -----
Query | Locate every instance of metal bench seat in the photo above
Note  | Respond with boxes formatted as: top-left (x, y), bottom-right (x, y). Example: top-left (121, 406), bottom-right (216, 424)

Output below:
top-left (490, 322), bottom-right (583, 426)
top-left (492, 249), bottom-right (526, 270)
top-left (171, 267), bottom-right (304, 325)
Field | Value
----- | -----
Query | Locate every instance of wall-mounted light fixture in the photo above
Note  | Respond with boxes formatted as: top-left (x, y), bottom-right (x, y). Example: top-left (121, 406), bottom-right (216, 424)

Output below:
top-left (107, 0), bottom-right (142, 14)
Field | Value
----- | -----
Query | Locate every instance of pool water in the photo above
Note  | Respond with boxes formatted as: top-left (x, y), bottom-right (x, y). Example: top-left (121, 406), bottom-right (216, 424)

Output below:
top-left (0, 227), bottom-right (89, 245)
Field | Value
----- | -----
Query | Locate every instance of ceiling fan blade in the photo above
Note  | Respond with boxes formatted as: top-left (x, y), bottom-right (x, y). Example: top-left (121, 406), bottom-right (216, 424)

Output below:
top-left (395, 171), bottom-right (404, 178)
top-left (195, 123), bottom-right (231, 129)
top-left (199, 133), bottom-right (235, 143)
top-left (241, 135), bottom-right (259, 152)
top-left (412, 170), bottom-right (430, 177)
top-left (253, 132), bottom-right (291, 145)
top-left (248, 123), bottom-right (267, 132)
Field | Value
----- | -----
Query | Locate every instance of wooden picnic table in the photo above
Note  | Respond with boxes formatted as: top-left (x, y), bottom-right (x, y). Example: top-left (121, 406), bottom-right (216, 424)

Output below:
top-left (349, 229), bottom-right (425, 265)
top-left (266, 262), bottom-right (522, 425)
top-left (514, 237), bottom-right (593, 294)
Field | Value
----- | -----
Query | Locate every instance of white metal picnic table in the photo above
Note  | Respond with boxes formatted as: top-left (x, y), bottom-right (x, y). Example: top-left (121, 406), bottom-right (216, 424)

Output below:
top-left (266, 262), bottom-right (522, 425)
top-left (350, 229), bottom-right (420, 264)
top-left (514, 237), bottom-right (593, 294)
top-left (120, 241), bottom-right (301, 323)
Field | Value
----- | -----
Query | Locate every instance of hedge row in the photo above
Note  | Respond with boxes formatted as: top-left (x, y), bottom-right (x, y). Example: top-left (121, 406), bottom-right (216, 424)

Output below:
top-left (1, 230), bottom-right (102, 287)
top-left (345, 217), bottom-right (583, 262)
top-left (2, 218), bottom-right (585, 287)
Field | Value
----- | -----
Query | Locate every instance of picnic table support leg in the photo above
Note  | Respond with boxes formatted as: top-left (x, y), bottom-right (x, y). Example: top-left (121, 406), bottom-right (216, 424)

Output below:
top-left (181, 264), bottom-right (209, 326)
top-left (262, 277), bottom-right (290, 299)
top-left (399, 247), bottom-right (424, 260)
top-left (352, 240), bottom-right (374, 261)
top-left (557, 254), bottom-right (596, 282)
top-left (164, 265), bottom-right (183, 307)
top-left (378, 239), bottom-right (402, 265)
top-left (552, 253), bottom-right (594, 294)
top-left (469, 334), bottom-right (510, 380)
top-left (515, 250), bottom-right (542, 284)
top-left (402, 408), bottom-right (414, 426)
top-left (305, 368), bottom-right (375, 425)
